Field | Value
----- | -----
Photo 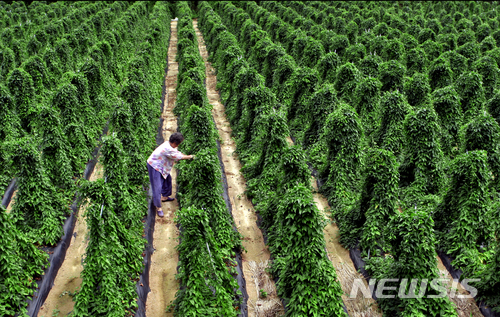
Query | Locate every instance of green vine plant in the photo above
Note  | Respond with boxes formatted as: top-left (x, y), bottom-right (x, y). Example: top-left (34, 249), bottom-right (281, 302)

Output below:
top-left (365, 207), bottom-right (458, 316)
top-left (431, 85), bottom-right (463, 157)
top-left (319, 102), bottom-right (363, 214)
top-left (173, 207), bottom-right (241, 316)
top-left (38, 104), bottom-right (75, 194)
top-left (8, 136), bottom-right (67, 246)
top-left (455, 71), bottom-right (485, 122)
top-left (374, 90), bottom-right (413, 157)
top-left (335, 148), bottom-right (399, 254)
top-left (399, 107), bottom-right (446, 196)
top-left (434, 150), bottom-right (495, 271)
top-left (0, 205), bottom-right (48, 317)
top-left (73, 178), bottom-right (142, 317)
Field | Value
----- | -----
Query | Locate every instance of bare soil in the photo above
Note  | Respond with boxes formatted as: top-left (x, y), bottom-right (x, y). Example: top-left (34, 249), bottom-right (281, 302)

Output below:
top-left (194, 20), bottom-right (284, 317)
top-left (39, 161), bottom-right (104, 317)
top-left (145, 21), bottom-right (181, 317)
top-left (309, 174), bottom-right (382, 316)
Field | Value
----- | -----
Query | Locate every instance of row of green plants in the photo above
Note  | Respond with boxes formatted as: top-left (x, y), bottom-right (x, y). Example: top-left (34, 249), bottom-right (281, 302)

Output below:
top-left (205, 1), bottom-right (500, 315)
top-left (0, 1), bottom-right (120, 83)
top-left (0, 0), bottom-right (138, 197)
top-left (3, 0), bottom-right (140, 245)
top-left (232, 1), bottom-right (500, 314)
top-left (0, 1), bottom-right (118, 194)
top-left (72, 1), bottom-right (172, 316)
top-left (301, 1), bottom-right (500, 312)
top-left (170, 2), bottom-right (243, 316)
top-left (198, 2), bottom-right (348, 316)
top-left (0, 2), bottom-right (155, 316)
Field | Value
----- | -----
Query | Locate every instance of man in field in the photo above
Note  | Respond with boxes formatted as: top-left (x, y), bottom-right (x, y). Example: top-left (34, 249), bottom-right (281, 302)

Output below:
top-left (147, 132), bottom-right (193, 217)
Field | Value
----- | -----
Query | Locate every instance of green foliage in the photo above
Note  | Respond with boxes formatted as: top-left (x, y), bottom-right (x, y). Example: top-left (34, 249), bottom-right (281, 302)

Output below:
top-left (173, 207), bottom-right (241, 316)
top-left (418, 27), bottom-right (436, 44)
top-left (480, 35), bottom-right (497, 53)
top-left (437, 33), bottom-right (458, 52)
top-left (344, 43), bottom-right (366, 65)
top-left (315, 51), bottom-right (340, 84)
top-left (0, 84), bottom-right (21, 142)
top-left (38, 105), bottom-right (74, 191)
top-left (270, 184), bottom-right (347, 317)
top-left (457, 41), bottom-right (480, 66)
top-left (365, 208), bottom-right (458, 316)
top-left (334, 62), bottom-right (360, 100)
top-left (73, 179), bottom-right (143, 317)
top-left (302, 84), bottom-right (338, 148)
top-left (8, 136), bottom-right (67, 246)
top-left (435, 150), bottom-right (495, 267)
top-left (320, 103), bottom-right (362, 212)
top-left (400, 107), bottom-right (445, 195)
top-left (236, 85), bottom-right (275, 150)
top-left (460, 112), bottom-right (500, 189)
top-left (335, 148), bottom-right (399, 252)
top-left (300, 37), bottom-right (324, 68)
top-left (359, 53), bottom-right (383, 77)
top-left (181, 104), bottom-right (218, 154)
top-left (285, 66), bottom-right (319, 121)
top-left (419, 39), bottom-right (442, 62)
top-left (382, 38), bottom-right (405, 61)
top-left (329, 34), bottom-right (350, 58)
top-left (0, 46), bottom-right (16, 81)
top-left (375, 90), bottom-right (412, 155)
top-left (455, 71), bottom-right (485, 121)
top-left (472, 56), bottom-right (500, 100)
top-left (353, 76), bottom-right (381, 136)
top-left (378, 60), bottom-right (406, 92)
top-left (6, 68), bottom-right (36, 133)
top-left (467, 241), bottom-right (500, 312)
top-left (432, 86), bottom-right (463, 156)
top-left (428, 56), bottom-right (453, 91)
top-left (0, 205), bottom-right (48, 317)
top-left (403, 72), bottom-right (430, 108)
top-left (242, 109), bottom-right (289, 184)
top-left (487, 91), bottom-right (500, 128)
top-left (440, 50), bottom-right (468, 79)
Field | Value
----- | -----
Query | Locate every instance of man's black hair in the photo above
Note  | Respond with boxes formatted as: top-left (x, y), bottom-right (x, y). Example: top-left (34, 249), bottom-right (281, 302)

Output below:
top-left (169, 132), bottom-right (184, 145)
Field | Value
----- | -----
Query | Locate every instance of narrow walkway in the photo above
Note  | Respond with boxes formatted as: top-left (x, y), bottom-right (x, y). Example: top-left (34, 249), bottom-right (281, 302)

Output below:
top-left (39, 162), bottom-right (104, 316)
top-left (6, 190), bottom-right (16, 212)
top-left (436, 260), bottom-right (482, 316)
top-left (194, 20), bottom-right (284, 316)
top-left (284, 136), bottom-right (381, 316)
top-left (145, 19), bottom-right (181, 317)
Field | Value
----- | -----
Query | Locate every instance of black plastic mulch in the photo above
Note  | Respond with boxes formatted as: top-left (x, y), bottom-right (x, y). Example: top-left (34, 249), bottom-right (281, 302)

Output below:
top-left (311, 155), bottom-right (498, 317)
top-left (1, 177), bottom-right (17, 208)
top-left (134, 190), bottom-right (155, 317)
top-left (22, 123), bottom-right (109, 317)
top-left (438, 251), bottom-right (500, 317)
top-left (134, 57), bottom-right (169, 317)
top-left (214, 137), bottom-right (249, 317)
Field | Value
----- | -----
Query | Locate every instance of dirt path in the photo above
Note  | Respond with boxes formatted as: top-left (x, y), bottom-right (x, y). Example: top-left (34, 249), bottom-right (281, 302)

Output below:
top-left (310, 178), bottom-right (381, 316)
top-left (436, 260), bottom-right (483, 316)
top-left (6, 190), bottom-right (16, 212)
top-left (145, 19), bottom-right (181, 317)
top-left (283, 136), bottom-right (381, 316)
top-left (39, 162), bottom-right (104, 317)
top-left (194, 20), bottom-right (284, 317)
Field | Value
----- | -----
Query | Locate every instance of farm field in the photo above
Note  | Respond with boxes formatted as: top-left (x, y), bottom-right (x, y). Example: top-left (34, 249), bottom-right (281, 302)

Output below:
top-left (1, 1), bottom-right (500, 317)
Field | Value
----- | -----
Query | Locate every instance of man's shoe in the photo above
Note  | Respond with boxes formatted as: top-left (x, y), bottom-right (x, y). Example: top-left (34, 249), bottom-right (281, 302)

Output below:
top-left (157, 209), bottom-right (164, 217)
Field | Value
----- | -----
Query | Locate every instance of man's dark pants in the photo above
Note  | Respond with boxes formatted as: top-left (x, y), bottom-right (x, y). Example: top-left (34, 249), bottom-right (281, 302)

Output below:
top-left (147, 163), bottom-right (172, 209)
